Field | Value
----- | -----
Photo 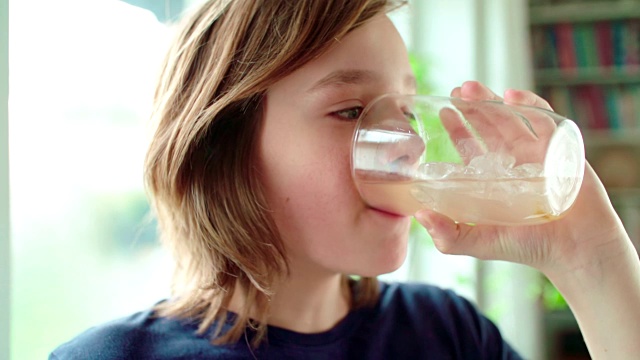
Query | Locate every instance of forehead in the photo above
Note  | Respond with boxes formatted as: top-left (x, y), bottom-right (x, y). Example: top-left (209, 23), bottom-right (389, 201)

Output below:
top-left (269, 15), bottom-right (414, 95)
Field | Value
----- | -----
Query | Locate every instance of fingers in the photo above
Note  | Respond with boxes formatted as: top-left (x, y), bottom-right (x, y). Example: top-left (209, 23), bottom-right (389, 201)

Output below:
top-left (414, 209), bottom-right (462, 253)
top-left (453, 98), bottom-right (538, 150)
top-left (414, 209), bottom-right (536, 264)
top-left (458, 81), bottom-right (503, 102)
top-left (451, 81), bottom-right (552, 111)
top-left (439, 107), bottom-right (486, 164)
top-left (414, 209), bottom-right (501, 260)
top-left (502, 88), bottom-right (558, 147)
top-left (446, 82), bottom-right (558, 163)
top-left (504, 88), bottom-right (553, 111)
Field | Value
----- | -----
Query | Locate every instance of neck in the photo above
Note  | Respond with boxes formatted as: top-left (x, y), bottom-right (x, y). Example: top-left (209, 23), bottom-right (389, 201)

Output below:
top-left (228, 264), bottom-right (351, 334)
top-left (268, 270), bottom-right (351, 333)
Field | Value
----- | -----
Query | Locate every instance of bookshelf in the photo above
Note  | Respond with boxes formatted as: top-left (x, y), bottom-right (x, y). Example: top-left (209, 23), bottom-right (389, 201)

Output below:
top-left (528, 1), bottom-right (640, 359)
top-left (529, 0), bottom-right (640, 254)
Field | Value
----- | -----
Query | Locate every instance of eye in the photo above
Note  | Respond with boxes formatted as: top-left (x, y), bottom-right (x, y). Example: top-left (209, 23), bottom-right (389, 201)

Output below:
top-left (333, 106), bottom-right (363, 121)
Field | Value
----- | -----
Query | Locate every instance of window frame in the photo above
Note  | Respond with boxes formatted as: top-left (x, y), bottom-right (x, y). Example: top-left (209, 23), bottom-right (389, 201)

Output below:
top-left (1, 0), bottom-right (11, 358)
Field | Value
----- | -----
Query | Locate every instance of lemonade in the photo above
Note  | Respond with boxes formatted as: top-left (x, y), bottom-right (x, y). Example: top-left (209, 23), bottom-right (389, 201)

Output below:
top-left (355, 170), bottom-right (577, 225)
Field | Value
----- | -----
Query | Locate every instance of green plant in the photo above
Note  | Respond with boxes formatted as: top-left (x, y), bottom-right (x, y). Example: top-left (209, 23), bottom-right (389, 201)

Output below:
top-left (541, 276), bottom-right (569, 311)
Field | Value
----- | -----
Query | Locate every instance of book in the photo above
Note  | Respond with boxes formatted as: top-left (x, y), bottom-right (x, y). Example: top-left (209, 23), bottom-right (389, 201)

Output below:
top-left (623, 20), bottom-right (640, 67)
top-left (572, 86), bottom-right (593, 130)
top-left (582, 24), bottom-right (598, 69)
top-left (604, 86), bottom-right (621, 130)
top-left (531, 26), bottom-right (547, 69)
top-left (556, 23), bottom-right (578, 70)
top-left (595, 21), bottom-right (614, 68)
top-left (548, 86), bottom-right (576, 122)
top-left (544, 26), bottom-right (560, 68)
top-left (577, 85), bottom-right (609, 129)
top-left (573, 23), bottom-right (589, 68)
top-left (612, 21), bottom-right (626, 69)
top-left (618, 86), bottom-right (637, 129)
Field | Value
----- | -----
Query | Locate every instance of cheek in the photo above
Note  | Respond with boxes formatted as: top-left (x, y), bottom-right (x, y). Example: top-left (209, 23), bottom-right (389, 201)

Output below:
top-left (258, 123), bottom-right (360, 226)
top-left (265, 142), bottom-right (355, 210)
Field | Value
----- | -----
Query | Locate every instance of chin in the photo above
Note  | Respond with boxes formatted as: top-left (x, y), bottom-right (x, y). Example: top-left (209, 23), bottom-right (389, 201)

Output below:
top-left (353, 248), bottom-right (408, 278)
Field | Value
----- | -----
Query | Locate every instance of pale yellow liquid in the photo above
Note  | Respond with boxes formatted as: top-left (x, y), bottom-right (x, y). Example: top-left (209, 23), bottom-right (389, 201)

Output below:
top-left (356, 172), bottom-right (578, 225)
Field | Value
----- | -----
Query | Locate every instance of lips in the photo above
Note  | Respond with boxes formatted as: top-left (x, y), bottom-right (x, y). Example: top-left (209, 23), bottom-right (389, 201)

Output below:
top-left (368, 206), bottom-right (406, 218)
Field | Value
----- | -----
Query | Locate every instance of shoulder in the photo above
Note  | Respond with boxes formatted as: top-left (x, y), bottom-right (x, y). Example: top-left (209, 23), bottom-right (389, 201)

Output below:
top-left (48, 305), bottom-right (226, 360)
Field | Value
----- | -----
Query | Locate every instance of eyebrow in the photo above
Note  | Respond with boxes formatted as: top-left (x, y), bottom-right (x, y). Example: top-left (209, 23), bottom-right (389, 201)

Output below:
top-left (306, 69), bottom-right (418, 94)
top-left (307, 69), bottom-right (378, 93)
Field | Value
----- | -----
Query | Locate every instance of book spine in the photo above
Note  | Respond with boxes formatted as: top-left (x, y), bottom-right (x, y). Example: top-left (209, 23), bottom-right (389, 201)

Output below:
top-left (556, 23), bottom-right (577, 70)
top-left (618, 86), bottom-right (636, 129)
top-left (634, 85), bottom-right (640, 127)
top-left (604, 86), bottom-right (621, 130)
top-left (574, 23), bottom-right (589, 68)
top-left (573, 86), bottom-right (593, 130)
top-left (612, 21), bottom-right (626, 69)
top-left (531, 26), bottom-right (547, 69)
top-left (623, 20), bottom-right (640, 68)
top-left (595, 21), bottom-right (615, 68)
top-left (582, 24), bottom-right (598, 69)
top-left (544, 26), bottom-right (560, 69)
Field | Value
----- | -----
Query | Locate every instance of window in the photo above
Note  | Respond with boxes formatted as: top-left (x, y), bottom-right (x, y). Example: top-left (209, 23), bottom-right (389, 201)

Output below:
top-left (9, 1), bottom-right (177, 358)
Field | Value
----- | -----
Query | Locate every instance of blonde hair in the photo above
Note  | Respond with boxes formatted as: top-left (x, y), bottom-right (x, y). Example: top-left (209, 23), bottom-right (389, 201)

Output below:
top-left (144, 0), bottom-right (406, 347)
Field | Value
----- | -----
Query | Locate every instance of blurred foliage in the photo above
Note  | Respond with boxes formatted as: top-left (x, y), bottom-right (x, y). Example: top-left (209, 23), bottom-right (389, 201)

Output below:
top-left (410, 217), bottom-right (434, 247)
top-left (409, 53), bottom-right (432, 95)
top-left (541, 277), bottom-right (569, 311)
top-left (421, 112), bottom-right (463, 164)
top-left (409, 52), bottom-right (461, 165)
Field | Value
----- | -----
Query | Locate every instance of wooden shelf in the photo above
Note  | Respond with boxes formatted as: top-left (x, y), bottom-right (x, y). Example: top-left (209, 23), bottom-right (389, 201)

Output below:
top-left (530, 1), bottom-right (640, 25)
top-left (535, 67), bottom-right (640, 86)
top-left (529, 0), bottom-right (640, 249)
top-left (530, 2), bottom-right (640, 335)
top-left (583, 128), bottom-right (640, 146)
top-left (608, 187), bottom-right (640, 200)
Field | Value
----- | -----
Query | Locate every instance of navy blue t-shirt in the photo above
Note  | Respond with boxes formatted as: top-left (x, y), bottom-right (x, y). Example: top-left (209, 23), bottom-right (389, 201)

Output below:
top-left (50, 282), bottom-right (522, 359)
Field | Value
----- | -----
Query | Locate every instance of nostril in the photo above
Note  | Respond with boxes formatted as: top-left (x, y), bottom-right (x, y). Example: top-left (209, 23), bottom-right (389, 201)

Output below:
top-left (392, 155), bottom-right (410, 164)
top-left (390, 155), bottom-right (410, 172)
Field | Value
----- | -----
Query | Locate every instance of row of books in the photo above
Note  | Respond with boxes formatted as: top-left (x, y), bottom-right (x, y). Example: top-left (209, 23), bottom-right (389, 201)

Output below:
top-left (539, 84), bottom-right (640, 130)
top-left (530, 20), bottom-right (640, 70)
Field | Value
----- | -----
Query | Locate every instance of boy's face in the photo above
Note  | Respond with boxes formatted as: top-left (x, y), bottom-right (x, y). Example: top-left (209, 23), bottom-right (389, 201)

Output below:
top-left (258, 15), bottom-right (416, 277)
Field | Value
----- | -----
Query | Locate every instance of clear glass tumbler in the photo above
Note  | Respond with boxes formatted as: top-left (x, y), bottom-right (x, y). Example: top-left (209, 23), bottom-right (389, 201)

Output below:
top-left (351, 94), bottom-right (585, 225)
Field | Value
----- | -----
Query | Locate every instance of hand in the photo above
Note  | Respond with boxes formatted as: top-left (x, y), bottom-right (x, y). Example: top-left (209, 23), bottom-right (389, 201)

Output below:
top-left (418, 82), bottom-right (640, 359)
top-left (414, 81), bottom-right (632, 278)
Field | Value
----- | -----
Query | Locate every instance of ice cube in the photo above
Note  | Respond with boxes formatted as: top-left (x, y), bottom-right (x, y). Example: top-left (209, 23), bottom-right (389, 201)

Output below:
top-left (418, 162), bottom-right (463, 179)
top-left (467, 152), bottom-right (516, 178)
top-left (508, 163), bottom-right (543, 179)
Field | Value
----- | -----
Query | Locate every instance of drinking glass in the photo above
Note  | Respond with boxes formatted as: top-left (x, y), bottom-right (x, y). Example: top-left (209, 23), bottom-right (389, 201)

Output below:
top-left (351, 94), bottom-right (585, 225)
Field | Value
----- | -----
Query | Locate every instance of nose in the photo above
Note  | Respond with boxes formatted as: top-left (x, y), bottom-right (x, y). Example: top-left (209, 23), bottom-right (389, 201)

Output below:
top-left (354, 98), bottom-right (426, 176)
top-left (376, 120), bottom-right (425, 174)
